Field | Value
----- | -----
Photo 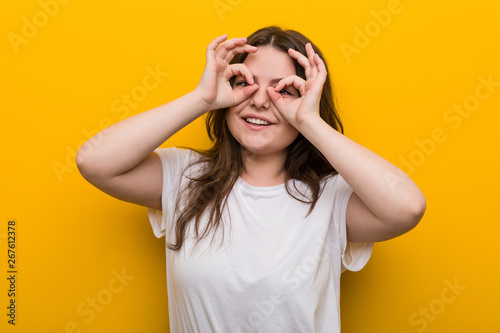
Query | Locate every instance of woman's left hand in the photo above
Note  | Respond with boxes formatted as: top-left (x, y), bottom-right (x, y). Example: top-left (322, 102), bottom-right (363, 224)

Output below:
top-left (267, 43), bottom-right (327, 130)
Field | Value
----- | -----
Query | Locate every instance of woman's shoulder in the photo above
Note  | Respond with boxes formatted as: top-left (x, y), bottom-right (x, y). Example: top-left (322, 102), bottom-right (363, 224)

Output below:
top-left (153, 147), bottom-right (205, 177)
top-left (154, 147), bottom-right (201, 162)
top-left (319, 172), bottom-right (350, 194)
top-left (319, 172), bottom-right (342, 185)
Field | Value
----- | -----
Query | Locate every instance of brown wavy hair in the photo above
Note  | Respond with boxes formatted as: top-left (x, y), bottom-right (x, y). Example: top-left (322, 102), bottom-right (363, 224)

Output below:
top-left (168, 26), bottom-right (344, 252)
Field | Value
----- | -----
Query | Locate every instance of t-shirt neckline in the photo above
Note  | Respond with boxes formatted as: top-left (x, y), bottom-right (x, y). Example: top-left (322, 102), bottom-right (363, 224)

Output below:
top-left (236, 176), bottom-right (288, 192)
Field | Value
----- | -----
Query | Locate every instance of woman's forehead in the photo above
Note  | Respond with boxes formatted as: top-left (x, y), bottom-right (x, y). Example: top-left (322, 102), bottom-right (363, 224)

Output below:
top-left (243, 46), bottom-right (296, 79)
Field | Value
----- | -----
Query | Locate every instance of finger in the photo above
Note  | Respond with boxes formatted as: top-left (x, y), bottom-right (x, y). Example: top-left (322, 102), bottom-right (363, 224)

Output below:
top-left (227, 63), bottom-right (255, 84)
top-left (310, 53), bottom-right (327, 90)
top-left (224, 44), bottom-right (258, 62)
top-left (215, 37), bottom-right (249, 59)
top-left (234, 84), bottom-right (259, 104)
top-left (274, 75), bottom-right (306, 97)
top-left (304, 54), bottom-right (327, 97)
top-left (314, 53), bottom-right (327, 81)
top-left (206, 34), bottom-right (228, 64)
top-left (266, 87), bottom-right (293, 117)
top-left (266, 86), bottom-right (282, 104)
top-left (305, 43), bottom-right (316, 63)
top-left (288, 48), bottom-right (312, 78)
top-left (305, 43), bottom-right (319, 78)
top-left (207, 34), bottom-right (228, 52)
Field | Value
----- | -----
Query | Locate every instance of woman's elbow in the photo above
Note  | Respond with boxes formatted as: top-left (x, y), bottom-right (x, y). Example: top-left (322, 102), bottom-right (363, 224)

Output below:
top-left (76, 144), bottom-right (102, 182)
top-left (400, 193), bottom-right (426, 232)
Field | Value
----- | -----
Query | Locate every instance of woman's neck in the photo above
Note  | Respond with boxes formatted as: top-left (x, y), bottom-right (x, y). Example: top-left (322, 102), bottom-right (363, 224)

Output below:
top-left (240, 150), bottom-right (287, 187)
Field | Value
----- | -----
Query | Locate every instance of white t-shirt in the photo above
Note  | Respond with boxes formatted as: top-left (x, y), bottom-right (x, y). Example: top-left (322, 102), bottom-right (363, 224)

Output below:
top-left (148, 147), bottom-right (373, 333)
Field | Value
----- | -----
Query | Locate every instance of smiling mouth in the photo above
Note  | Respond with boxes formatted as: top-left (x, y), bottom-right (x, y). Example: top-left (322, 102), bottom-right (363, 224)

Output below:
top-left (244, 117), bottom-right (272, 126)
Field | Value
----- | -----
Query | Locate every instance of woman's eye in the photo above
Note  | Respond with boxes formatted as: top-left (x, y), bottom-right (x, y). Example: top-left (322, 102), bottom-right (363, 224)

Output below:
top-left (236, 81), bottom-right (249, 87)
top-left (279, 88), bottom-right (294, 96)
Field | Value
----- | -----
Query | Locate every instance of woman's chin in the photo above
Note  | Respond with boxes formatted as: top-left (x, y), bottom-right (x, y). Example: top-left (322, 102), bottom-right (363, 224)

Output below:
top-left (241, 144), bottom-right (287, 158)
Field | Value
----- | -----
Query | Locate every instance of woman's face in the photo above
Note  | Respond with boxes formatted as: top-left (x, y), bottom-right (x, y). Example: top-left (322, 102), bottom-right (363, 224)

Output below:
top-left (226, 46), bottom-right (300, 159)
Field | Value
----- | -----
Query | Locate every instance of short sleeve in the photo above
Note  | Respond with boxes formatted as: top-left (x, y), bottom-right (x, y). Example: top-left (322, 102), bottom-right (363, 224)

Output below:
top-left (331, 174), bottom-right (374, 273)
top-left (147, 147), bottom-right (193, 239)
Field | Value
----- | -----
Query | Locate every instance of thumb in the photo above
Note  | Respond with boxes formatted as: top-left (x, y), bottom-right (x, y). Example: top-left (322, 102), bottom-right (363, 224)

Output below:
top-left (234, 84), bottom-right (259, 104)
top-left (266, 87), bottom-right (285, 110)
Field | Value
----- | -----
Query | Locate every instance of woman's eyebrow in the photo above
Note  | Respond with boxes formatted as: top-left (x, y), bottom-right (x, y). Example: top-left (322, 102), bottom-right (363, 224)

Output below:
top-left (248, 75), bottom-right (285, 84)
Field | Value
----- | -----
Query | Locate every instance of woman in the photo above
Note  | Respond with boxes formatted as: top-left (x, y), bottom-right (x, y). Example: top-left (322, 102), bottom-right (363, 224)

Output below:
top-left (77, 26), bottom-right (426, 332)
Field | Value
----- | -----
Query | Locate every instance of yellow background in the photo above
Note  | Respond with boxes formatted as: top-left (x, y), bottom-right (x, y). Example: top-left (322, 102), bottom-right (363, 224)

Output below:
top-left (2, 0), bottom-right (499, 332)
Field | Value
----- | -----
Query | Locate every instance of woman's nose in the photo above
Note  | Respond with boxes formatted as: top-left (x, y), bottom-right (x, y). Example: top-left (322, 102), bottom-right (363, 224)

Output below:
top-left (249, 85), bottom-right (270, 110)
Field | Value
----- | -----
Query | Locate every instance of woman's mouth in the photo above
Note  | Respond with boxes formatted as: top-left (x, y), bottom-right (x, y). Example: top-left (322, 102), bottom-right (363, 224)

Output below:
top-left (244, 117), bottom-right (272, 126)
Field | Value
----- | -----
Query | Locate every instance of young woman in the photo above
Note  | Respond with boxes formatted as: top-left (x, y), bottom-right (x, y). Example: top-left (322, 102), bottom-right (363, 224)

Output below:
top-left (77, 26), bottom-right (426, 332)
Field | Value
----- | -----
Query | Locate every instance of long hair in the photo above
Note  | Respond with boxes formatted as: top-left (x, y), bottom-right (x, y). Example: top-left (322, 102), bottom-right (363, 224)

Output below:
top-left (168, 26), bottom-right (344, 252)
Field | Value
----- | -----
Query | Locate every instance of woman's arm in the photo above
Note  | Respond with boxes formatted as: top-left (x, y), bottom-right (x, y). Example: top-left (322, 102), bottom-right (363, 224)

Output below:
top-left (268, 44), bottom-right (426, 243)
top-left (298, 118), bottom-right (426, 242)
top-left (76, 91), bottom-right (209, 210)
top-left (76, 35), bottom-right (258, 210)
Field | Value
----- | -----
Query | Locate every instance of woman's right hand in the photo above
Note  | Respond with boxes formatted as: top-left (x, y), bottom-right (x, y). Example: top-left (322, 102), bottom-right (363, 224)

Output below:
top-left (194, 34), bottom-right (259, 112)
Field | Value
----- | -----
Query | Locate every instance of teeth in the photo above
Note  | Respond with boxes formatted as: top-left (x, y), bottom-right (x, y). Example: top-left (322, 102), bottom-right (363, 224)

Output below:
top-left (245, 117), bottom-right (270, 126)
